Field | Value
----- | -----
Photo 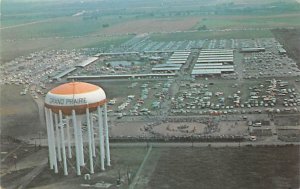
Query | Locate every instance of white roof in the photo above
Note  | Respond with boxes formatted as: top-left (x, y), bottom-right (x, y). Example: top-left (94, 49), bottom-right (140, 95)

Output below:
top-left (191, 70), bottom-right (221, 74)
top-left (166, 61), bottom-right (186, 64)
top-left (195, 63), bottom-right (223, 66)
top-left (169, 58), bottom-right (188, 61)
top-left (191, 68), bottom-right (234, 75)
top-left (53, 67), bottom-right (77, 80)
top-left (197, 59), bottom-right (233, 63)
top-left (194, 65), bottom-right (234, 69)
top-left (76, 57), bottom-right (98, 67)
top-left (152, 67), bottom-right (181, 71)
top-left (154, 64), bottom-right (182, 68)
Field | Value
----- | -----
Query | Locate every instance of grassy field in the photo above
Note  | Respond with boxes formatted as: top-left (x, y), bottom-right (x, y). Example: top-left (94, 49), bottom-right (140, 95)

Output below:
top-left (100, 17), bottom-right (199, 35)
top-left (1, 35), bottom-right (133, 64)
top-left (1, 0), bottom-right (300, 64)
top-left (0, 85), bottom-right (41, 138)
top-left (151, 29), bottom-right (274, 41)
top-left (272, 28), bottom-right (300, 66)
top-left (17, 147), bottom-right (148, 189)
top-left (1, 15), bottom-right (131, 39)
top-left (144, 147), bottom-right (300, 189)
top-left (193, 13), bottom-right (300, 30)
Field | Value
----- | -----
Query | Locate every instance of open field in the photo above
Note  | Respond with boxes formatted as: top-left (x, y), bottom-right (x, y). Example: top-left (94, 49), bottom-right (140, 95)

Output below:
top-left (144, 146), bottom-right (300, 189)
top-left (150, 30), bottom-right (274, 41)
top-left (1, 16), bottom-right (130, 39)
top-left (1, 145), bottom-right (148, 189)
top-left (272, 28), bottom-right (300, 66)
top-left (1, 35), bottom-right (132, 64)
top-left (2, 145), bottom-right (300, 188)
top-left (193, 13), bottom-right (300, 30)
top-left (2, 0), bottom-right (300, 64)
top-left (0, 85), bottom-right (42, 138)
top-left (100, 17), bottom-right (199, 35)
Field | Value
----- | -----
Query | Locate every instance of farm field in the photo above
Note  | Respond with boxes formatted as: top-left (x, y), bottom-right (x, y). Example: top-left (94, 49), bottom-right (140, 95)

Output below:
top-left (150, 29), bottom-right (274, 41)
top-left (0, 85), bottom-right (42, 138)
top-left (100, 17), bottom-right (199, 35)
top-left (193, 13), bottom-right (300, 30)
top-left (272, 28), bottom-right (300, 66)
top-left (1, 146), bottom-right (148, 189)
top-left (1, 35), bottom-right (132, 64)
top-left (143, 146), bottom-right (300, 189)
top-left (2, 0), bottom-right (300, 64)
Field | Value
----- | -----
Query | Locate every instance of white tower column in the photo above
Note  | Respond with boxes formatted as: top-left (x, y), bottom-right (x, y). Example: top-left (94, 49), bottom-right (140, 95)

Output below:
top-left (44, 108), bottom-right (53, 169)
top-left (65, 117), bottom-right (72, 159)
top-left (49, 110), bottom-right (58, 173)
top-left (72, 110), bottom-right (81, 176)
top-left (59, 110), bottom-right (68, 175)
top-left (77, 118), bottom-right (85, 166)
top-left (90, 115), bottom-right (96, 157)
top-left (54, 114), bottom-right (62, 162)
top-left (86, 108), bottom-right (94, 174)
top-left (103, 103), bottom-right (111, 166)
top-left (97, 106), bottom-right (105, 171)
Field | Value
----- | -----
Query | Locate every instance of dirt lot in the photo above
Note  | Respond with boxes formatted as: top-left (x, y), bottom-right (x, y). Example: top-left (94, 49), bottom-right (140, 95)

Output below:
top-left (1, 143), bottom-right (147, 189)
top-left (0, 85), bottom-right (44, 138)
top-left (274, 114), bottom-right (300, 142)
top-left (100, 17), bottom-right (199, 35)
top-left (274, 114), bottom-right (300, 126)
top-left (272, 28), bottom-right (300, 67)
top-left (26, 147), bottom-right (147, 189)
top-left (145, 146), bottom-right (299, 189)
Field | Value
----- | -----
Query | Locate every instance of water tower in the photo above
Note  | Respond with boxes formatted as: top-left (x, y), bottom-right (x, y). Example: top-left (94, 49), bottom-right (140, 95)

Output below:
top-left (44, 82), bottom-right (111, 176)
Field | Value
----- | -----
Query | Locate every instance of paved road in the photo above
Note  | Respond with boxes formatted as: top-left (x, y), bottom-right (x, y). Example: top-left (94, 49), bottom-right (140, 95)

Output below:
top-left (129, 145), bottom-right (152, 189)
top-left (110, 141), bottom-right (300, 148)
top-left (7, 158), bottom-right (48, 189)
top-left (0, 19), bottom-right (53, 30)
top-left (1, 144), bottom-right (23, 163)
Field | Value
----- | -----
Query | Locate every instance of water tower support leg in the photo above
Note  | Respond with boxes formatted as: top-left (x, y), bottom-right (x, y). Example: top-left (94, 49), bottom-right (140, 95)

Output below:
top-left (77, 118), bottom-right (85, 166)
top-left (59, 110), bottom-right (68, 176)
top-left (49, 110), bottom-right (58, 173)
top-left (54, 114), bottom-right (62, 162)
top-left (104, 104), bottom-right (111, 166)
top-left (72, 110), bottom-right (81, 176)
top-left (86, 108), bottom-right (94, 174)
top-left (44, 108), bottom-right (53, 169)
top-left (97, 106), bottom-right (105, 171)
top-left (66, 116), bottom-right (72, 159)
top-left (90, 115), bottom-right (96, 157)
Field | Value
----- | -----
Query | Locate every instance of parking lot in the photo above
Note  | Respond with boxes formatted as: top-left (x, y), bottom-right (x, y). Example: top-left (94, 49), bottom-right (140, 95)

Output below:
top-left (104, 80), bottom-right (173, 117)
top-left (170, 78), bottom-right (300, 116)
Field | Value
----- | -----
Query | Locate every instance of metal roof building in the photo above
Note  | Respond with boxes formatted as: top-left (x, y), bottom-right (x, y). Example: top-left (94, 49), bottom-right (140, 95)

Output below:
top-left (194, 63), bottom-right (223, 66)
top-left (166, 60), bottom-right (187, 64)
top-left (152, 63), bottom-right (182, 72)
top-left (53, 67), bottom-right (77, 80)
top-left (67, 73), bottom-right (176, 80)
top-left (166, 51), bottom-right (191, 65)
top-left (194, 64), bottom-right (234, 69)
top-left (76, 57), bottom-right (99, 68)
top-left (94, 52), bottom-right (140, 56)
top-left (191, 68), bottom-right (234, 76)
top-left (197, 49), bottom-right (234, 64)
top-left (278, 48), bottom-right (287, 55)
top-left (152, 67), bottom-right (181, 72)
top-left (192, 49), bottom-right (235, 76)
top-left (191, 69), bottom-right (222, 75)
top-left (240, 47), bottom-right (265, 53)
top-left (197, 59), bottom-right (234, 63)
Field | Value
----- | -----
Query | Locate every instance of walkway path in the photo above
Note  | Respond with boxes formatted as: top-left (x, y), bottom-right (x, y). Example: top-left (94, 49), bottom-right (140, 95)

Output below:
top-left (129, 145), bottom-right (152, 189)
